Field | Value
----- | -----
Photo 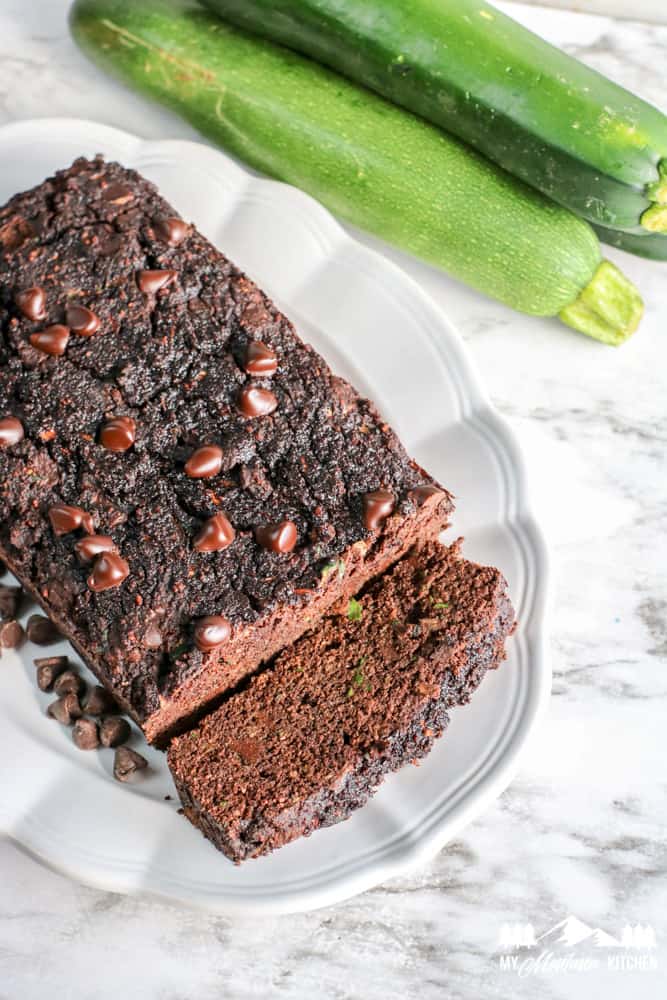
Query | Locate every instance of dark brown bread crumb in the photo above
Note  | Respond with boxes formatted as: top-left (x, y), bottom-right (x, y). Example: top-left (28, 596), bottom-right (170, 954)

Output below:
top-left (168, 541), bottom-right (515, 862)
top-left (0, 157), bottom-right (452, 743)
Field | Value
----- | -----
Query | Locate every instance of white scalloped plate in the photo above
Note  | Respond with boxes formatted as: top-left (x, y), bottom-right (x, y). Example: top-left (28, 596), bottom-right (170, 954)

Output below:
top-left (0, 119), bottom-right (550, 914)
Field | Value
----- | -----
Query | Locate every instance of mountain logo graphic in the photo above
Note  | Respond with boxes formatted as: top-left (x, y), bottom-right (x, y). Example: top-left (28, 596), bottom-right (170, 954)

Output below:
top-left (536, 916), bottom-right (620, 948)
top-left (498, 915), bottom-right (658, 952)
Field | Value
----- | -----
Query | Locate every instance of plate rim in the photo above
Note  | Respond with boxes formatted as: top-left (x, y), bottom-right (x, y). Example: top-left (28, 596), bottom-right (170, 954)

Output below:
top-left (0, 116), bottom-right (552, 914)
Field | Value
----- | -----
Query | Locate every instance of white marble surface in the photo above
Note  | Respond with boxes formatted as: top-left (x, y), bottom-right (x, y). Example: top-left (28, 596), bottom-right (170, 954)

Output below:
top-left (0, 2), bottom-right (665, 998)
top-left (522, 0), bottom-right (667, 25)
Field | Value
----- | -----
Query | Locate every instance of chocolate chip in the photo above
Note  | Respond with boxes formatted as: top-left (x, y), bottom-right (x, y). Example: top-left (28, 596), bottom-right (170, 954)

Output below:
top-left (0, 620), bottom-right (25, 648)
top-left (54, 669), bottom-right (86, 698)
top-left (0, 584), bottom-right (22, 620)
top-left (184, 444), bottom-right (223, 479)
top-left (0, 416), bottom-right (24, 448)
top-left (255, 519), bottom-right (298, 554)
top-left (87, 551), bottom-right (130, 593)
top-left (237, 385), bottom-right (278, 418)
top-left (34, 655), bottom-right (69, 691)
top-left (362, 489), bottom-right (395, 530)
top-left (243, 341), bottom-right (278, 376)
top-left (48, 503), bottom-right (94, 536)
top-left (193, 513), bottom-right (235, 553)
top-left (29, 324), bottom-right (70, 356)
top-left (72, 717), bottom-right (99, 750)
top-left (66, 304), bottom-right (100, 337)
top-left (99, 415), bottom-right (136, 452)
top-left (26, 613), bottom-right (60, 646)
top-left (74, 535), bottom-right (116, 564)
top-left (84, 685), bottom-right (118, 716)
top-left (193, 615), bottom-right (232, 652)
top-left (15, 285), bottom-right (46, 321)
top-left (410, 484), bottom-right (444, 506)
top-left (113, 746), bottom-right (148, 782)
top-left (47, 692), bottom-right (82, 725)
top-left (136, 269), bottom-right (177, 295)
top-left (102, 183), bottom-right (134, 205)
top-left (100, 715), bottom-right (131, 748)
top-left (153, 215), bottom-right (188, 246)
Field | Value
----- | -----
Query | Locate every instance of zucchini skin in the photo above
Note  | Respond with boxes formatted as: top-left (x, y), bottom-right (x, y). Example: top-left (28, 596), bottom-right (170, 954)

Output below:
top-left (69, 0), bottom-right (602, 318)
top-left (204, 0), bottom-right (667, 234)
top-left (595, 226), bottom-right (667, 261)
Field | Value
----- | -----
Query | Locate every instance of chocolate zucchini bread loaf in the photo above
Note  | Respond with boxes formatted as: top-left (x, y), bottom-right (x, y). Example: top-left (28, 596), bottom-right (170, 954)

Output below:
top-left (0, 157), bottom-right (452, 743)
top-left (168, 541), bottom-right (516, 862)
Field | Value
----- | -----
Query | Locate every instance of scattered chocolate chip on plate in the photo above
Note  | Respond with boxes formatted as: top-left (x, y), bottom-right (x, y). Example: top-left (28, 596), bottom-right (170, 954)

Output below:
top-left (72, 718), bottom-right (100, 751)
top-left (26, 614), bottom-right (61, 646)
top-left (99, 716), bottom-right (131, 749)
top-left (34, 655), bottom-right (69, 691)
top-left (47, 693), bottom-right (82, 726)
top-left (113, 747), bottom-right (148, 782)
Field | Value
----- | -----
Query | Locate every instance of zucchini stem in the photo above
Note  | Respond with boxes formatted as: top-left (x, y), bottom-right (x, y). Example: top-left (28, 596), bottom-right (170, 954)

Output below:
top-left (641, 203), bottom-right (667, 234)
top-left (646, 181), bottom-right (667, 205)
top-left (646, 159), bottom-right (667, 205)
top-left (558, 260), bottom-right (643, 346)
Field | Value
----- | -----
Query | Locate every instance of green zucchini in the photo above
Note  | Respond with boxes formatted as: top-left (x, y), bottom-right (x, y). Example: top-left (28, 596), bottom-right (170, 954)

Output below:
top-left (70, 0), bottom-right (642, 344)
top-left (595, 225), bottom-right (667, 262)
top-left (204, 0), bottom-right (667, 236)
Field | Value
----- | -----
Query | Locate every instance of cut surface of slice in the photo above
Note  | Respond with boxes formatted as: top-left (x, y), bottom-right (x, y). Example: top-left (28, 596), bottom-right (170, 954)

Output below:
top-left (168, 541), bottom-right (516, 862)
